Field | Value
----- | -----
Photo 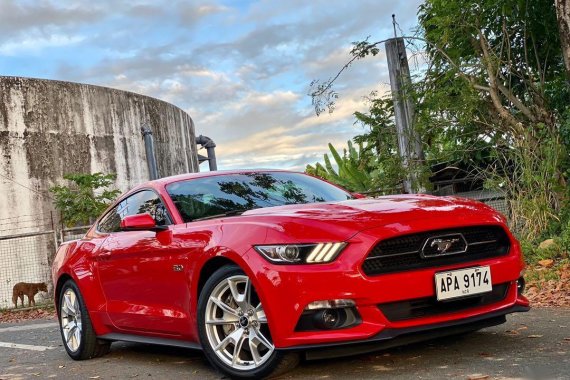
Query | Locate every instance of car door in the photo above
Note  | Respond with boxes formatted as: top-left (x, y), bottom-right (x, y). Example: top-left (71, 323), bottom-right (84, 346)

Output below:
top-left (95, 190), bottom-right (190, 336)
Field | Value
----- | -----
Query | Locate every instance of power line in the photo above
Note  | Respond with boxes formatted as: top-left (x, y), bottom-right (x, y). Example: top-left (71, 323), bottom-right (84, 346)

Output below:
top-left (0, 172), bottom-right (53, 200)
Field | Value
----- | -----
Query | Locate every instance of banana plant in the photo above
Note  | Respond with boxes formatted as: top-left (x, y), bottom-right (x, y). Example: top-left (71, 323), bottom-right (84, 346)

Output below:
top-left (306, 140), bottom-right (378, 192)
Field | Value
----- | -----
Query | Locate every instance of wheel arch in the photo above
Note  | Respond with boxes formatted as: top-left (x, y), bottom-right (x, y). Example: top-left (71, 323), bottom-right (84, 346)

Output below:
top-left (192, 249), bottom-right (274, 344)
top-left (54, 273), bottom-right (74, 316)
top-left (197, 256), bottom-right (240, 297)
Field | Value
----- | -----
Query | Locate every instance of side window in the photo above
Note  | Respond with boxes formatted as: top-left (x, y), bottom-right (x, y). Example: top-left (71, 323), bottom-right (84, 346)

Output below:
top-left (98, 206), bottom-right (121, 233)
top-left (124, 190), bottom-right (170, 226)
top-left (97, 190), bottom-right (170, 233)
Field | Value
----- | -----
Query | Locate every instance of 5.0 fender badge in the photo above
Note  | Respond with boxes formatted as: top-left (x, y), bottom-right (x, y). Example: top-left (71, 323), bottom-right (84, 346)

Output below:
top-left (173, 265), bottom-right (184, 272)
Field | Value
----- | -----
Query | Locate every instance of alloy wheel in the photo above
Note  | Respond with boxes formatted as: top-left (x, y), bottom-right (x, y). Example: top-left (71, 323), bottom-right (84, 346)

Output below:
top-left (60, 288), bottom-right (83, 352)
top-left (204, 275), bottom-right (274, 371)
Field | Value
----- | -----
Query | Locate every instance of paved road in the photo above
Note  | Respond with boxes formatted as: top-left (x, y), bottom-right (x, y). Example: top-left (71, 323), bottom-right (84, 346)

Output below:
top-left (0, 308), bottom-right (568, 379)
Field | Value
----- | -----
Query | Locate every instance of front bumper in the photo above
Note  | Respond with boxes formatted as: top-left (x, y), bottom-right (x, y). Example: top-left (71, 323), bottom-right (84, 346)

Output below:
top-left (288, 304), bottom-right (530, 359)
top-left (247, 222), bottom-right (529, 349)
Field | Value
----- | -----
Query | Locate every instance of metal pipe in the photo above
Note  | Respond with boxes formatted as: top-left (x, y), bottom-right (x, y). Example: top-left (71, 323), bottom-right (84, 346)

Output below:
top-left (196, 135), bottom-right (217, 171)
top-left (141, 122), bottom-right (159, 180)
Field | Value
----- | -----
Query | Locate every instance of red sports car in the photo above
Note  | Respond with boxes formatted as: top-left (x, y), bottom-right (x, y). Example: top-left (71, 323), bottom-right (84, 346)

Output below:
top-left (52, 170), bottom-right (529, 378)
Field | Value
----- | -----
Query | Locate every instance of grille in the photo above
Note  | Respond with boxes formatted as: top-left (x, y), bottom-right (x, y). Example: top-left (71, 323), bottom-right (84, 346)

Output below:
top-left (362, 226), bottom-right (510, 276)
top-left (378, 283), bottom-right (510, 322)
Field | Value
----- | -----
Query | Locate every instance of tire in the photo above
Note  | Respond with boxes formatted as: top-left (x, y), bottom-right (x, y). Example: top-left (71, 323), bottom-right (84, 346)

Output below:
top-left (197, 265), bottom-right (299, 379)
top-left (58, 280), bottom-right (111, 360)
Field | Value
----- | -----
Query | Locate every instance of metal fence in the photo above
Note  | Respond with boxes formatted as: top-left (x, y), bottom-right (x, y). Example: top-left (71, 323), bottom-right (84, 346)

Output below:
top-left (0, 211), bottom-right (92, 310)
top-left (60, 225), bottom-right (90, 243)
top-left (0, 214), bottom-right (58, 310)
top-left (453, 189), bottom-right (509, 217)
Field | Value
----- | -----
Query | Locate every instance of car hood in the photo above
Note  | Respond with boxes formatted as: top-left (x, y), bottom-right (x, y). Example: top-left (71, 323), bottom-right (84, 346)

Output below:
top-left (234, 194), bottom-right (503, 242)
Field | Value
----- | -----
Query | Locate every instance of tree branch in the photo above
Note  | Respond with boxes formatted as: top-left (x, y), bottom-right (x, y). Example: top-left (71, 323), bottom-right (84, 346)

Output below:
top-left (477, 30), bottom-right (525, 133)
top-left (496, 82), bottom-right (537, 122)
top-left (310, 35), bottom-right (483, 114)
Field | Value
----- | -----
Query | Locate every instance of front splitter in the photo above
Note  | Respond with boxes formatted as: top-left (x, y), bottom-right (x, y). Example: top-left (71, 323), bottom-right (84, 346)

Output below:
top-left (281, 304), bottom-right (530, 360)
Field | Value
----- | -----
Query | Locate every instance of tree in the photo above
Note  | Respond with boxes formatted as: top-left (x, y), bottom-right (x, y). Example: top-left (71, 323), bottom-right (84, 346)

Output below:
top-left (310, 0), bottom-right (570, 240)
top-left (556, 0), bottom-right (570, 76)
top-left (352, 95), bottom-right (410, 192)
top-left (50, 173), bottom-right (121, 227)
top-left (416, 0), bottom-right (569, 239)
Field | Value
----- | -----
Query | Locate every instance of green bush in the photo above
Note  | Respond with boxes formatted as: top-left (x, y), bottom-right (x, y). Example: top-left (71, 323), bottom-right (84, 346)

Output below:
top-left (50, 173), bottom-right (120, 227)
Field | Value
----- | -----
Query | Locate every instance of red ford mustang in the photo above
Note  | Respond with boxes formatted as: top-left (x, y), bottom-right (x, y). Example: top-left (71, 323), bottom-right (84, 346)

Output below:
top-left (52, 170), bottom-right (529, 378)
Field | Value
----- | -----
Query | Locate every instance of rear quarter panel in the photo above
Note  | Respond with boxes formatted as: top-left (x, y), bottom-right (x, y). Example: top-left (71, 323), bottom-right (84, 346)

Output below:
top-left (52, 236), bottom-right (112, 335)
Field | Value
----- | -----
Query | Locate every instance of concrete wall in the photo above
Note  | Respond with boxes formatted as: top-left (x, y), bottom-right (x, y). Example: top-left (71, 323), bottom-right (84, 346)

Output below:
top-left (0, 76), bottom-right (199, 227)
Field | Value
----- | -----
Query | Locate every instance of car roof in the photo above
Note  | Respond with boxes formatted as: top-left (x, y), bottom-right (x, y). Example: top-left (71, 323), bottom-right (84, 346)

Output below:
top-left (134, 168), bottom-right (298, 192)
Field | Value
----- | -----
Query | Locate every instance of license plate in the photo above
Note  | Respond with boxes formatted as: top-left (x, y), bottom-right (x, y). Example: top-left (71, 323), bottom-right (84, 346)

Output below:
top-left (435, 266), bottom-right (492, 301)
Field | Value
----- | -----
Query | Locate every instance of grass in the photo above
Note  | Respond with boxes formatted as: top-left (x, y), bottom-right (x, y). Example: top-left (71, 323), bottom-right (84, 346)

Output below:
top-left (0, 301), bottom-right (55, 314)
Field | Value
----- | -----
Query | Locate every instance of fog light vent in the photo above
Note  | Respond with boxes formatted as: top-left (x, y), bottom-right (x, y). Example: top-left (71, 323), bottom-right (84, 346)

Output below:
top-left (295, 305), bottom-right (361, 331)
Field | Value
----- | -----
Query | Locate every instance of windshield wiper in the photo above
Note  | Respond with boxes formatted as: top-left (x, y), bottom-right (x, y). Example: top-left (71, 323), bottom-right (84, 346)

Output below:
top-left (191, 209), bottom-right (249, 222)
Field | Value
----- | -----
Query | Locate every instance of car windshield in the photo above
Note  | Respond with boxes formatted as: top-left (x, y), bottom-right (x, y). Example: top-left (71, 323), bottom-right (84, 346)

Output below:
top-left (166, 172), bottom-right (353, 222)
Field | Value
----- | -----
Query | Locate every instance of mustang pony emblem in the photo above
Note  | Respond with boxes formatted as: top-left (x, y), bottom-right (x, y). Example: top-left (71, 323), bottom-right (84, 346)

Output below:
top-left (430, 238), bottom-right (460, 253)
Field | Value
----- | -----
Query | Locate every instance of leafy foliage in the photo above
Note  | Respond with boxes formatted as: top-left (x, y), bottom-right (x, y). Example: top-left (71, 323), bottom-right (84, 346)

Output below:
top-left (415, 0), bottom-right (569, 241)
top-left (306, 140), bottom-right (392, 193)
top-left (357, 93), bottom-right (436, 192)
top-left (309, 0), bottom-right (570, 249)
top-left (50, 173), bottom-right (120, 227)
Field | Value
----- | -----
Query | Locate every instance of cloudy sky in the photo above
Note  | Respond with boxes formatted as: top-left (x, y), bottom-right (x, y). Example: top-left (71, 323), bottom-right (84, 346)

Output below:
top-left (0, 0), bottom-right (423, 171)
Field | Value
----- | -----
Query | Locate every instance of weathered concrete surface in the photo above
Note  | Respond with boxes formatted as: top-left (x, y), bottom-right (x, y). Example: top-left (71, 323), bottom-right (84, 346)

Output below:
top-left (0, 308), bottom-right (568, 379)
top-left (0, 76), bottom-right (199, 227)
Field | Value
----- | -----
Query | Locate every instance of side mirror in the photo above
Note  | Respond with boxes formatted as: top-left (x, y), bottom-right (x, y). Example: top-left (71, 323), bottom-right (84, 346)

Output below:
top-left (352, 192), bottom-right (367, 199)
top-left (120, 213), bottom-right (168, 232)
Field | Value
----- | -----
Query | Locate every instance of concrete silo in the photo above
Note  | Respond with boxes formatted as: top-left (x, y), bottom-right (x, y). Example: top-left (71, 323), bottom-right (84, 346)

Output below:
top-left (0, 76), bottom-right (200, 308)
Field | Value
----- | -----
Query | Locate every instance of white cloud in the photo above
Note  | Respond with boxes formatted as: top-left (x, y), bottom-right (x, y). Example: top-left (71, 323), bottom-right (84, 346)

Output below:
top-left (208, 83), bottom-right (390, 171)
top-left (196, 4), bottom-right (229, 16)
top-left (0, 34), bottom-right (85, 55)
top-left (242, 91), bottom-right (300, 107)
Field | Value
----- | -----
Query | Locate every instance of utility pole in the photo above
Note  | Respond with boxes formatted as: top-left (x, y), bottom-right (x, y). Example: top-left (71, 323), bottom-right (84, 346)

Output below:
top-left (385, 15), bottom-right (424, 193)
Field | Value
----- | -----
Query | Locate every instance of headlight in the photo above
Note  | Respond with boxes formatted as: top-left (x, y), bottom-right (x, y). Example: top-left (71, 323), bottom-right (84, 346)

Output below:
top-left (254, 242), bottom-right (347, 264)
